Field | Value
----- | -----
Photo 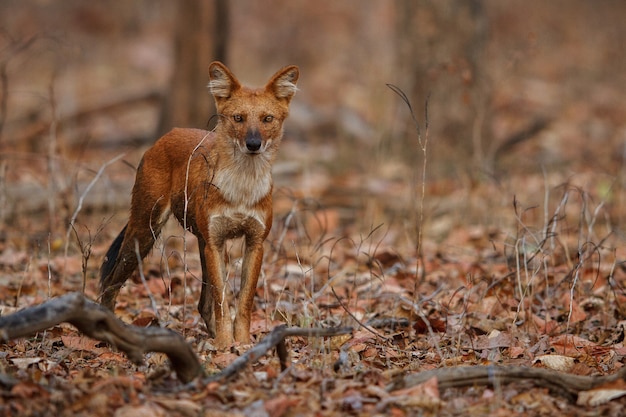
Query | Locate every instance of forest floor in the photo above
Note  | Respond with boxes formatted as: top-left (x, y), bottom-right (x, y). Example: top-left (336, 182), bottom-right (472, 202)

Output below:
top-left (2, 134), bottom-right (626, 416)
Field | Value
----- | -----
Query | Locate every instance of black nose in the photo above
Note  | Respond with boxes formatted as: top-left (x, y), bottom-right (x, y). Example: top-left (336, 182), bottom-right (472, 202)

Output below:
top-left (245, 130), bottom-right (262, 152)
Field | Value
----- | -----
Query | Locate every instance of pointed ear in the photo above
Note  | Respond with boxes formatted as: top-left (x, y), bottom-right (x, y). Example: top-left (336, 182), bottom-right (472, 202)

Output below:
top-left (265, 65), bottom-right (299, 101)
top-left (208, 61), bottom-right (241, 99)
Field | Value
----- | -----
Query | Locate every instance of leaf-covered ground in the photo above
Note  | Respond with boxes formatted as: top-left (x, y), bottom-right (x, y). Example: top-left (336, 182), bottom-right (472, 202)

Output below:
top-left (2, 173), bottom-right (626, 416)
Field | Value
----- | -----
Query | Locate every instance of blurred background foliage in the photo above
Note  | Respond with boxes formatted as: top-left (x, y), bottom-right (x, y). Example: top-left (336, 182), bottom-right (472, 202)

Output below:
top-left (0, 0), bottom-right (625, 249)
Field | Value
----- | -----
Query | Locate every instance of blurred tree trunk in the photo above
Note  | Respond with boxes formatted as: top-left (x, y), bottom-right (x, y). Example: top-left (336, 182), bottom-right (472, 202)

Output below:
top-left (157, 0), bottom-right (229, 135)
top-left (394, 0), bottom-right (489, 175)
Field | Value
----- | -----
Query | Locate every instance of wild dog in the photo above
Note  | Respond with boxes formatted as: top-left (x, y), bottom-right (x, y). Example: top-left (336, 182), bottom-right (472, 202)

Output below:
top-left (99, 62), bottom-right (299, 348)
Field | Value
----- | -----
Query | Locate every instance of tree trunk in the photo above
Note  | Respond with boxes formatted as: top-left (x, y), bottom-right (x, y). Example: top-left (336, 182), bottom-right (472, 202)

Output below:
top-left (157, 0), bottom-right (229, 135)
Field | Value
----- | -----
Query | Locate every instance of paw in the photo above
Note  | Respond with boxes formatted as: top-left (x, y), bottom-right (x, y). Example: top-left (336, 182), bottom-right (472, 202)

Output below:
top-left (212, 331), bottom-right (235, 351)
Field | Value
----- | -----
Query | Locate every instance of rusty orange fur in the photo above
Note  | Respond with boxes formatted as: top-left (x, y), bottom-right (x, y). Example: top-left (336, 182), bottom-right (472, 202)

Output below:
top-left (99, 62), bottom-right (299, 348)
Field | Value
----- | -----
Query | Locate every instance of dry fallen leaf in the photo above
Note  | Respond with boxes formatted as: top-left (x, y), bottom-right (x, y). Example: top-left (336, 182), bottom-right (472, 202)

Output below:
top-left (387, 376), bottom-right (441, 410)
top-left (61, 334), bottom-right (101, 351)
top-left (10, 381), bottom-right (50, 399)
top-left (114, 403), bottom-right (166, 417)
top-left (10, 357), bottom-right (42, 370)
top-left (211, 352), bottom-right (239, 370)
top-left (264, 395), bottom-right (301, 417)
top-left (534, 354), bottom-right (576, 372)
top-left (577, 379), bottom-right (626, 406)
top-left (154, 398), bottom-right (202, 416)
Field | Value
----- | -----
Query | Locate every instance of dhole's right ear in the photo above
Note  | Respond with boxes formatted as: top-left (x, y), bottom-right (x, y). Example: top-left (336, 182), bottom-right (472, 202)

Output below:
top-left (266, 65), bottom-right (299, 101)
top-left (208, 61), bottom-right (241, 99)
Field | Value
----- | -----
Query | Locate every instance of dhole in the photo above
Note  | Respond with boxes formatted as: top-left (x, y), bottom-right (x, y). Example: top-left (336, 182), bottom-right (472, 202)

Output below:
top-left (99, 62), bottom-right (299, 348)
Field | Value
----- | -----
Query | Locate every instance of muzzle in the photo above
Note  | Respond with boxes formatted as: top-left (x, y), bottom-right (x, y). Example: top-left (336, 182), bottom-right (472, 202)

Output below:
top-left (245, 130), bottom-right (262, 152)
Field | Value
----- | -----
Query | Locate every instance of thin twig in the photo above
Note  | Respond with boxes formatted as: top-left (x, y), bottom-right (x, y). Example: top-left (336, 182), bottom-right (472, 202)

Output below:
top-left (63, 153), bottom-right (126, 277)
top-left (330, 286), bottom-right (388, 340)
top-left (386, 84), bottom-right (430, 300)
top-left (182, 132), bottom-right (212, 335)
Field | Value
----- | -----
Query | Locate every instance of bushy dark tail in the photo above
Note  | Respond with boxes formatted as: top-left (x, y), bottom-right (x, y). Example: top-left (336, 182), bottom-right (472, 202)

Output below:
top-left (100, 224), bottom-right (127, 285)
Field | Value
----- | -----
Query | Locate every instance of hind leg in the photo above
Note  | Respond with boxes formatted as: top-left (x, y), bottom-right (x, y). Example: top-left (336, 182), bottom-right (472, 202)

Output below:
top-left (197, 238), bottom-right (215, 337)
top-left (100, 200), bottom-right (170, 310)
top-left (99, 229), bottom-right (158, 310)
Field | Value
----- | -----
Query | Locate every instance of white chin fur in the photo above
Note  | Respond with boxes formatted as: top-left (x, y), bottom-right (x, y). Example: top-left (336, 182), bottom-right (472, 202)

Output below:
top-left (237, 139), bottom-right (273, 154)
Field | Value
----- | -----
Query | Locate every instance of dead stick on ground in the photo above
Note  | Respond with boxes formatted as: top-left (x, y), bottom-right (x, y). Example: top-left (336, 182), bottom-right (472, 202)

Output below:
top-left (389, 365), bottom-right (626, 404)
top-left (0, 292), bottom-right (200, 383)
top-left (199, 325), bottom-right (354, 385)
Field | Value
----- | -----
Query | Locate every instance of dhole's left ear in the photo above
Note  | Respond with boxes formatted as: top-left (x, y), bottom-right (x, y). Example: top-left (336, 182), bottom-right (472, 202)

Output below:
top-left (266, 65), bottom-right (299, 101)
top-left (208, 61), bottom-right (241, 99)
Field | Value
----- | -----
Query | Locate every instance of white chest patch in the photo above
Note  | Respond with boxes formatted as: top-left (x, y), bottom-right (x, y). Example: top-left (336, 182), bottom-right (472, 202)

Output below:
top-left (213, 155), bottom-right (272, 206)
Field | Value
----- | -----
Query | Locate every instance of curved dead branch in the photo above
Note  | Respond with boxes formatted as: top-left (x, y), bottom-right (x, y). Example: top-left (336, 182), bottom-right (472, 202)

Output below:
top-left (390, 365), bottom-right (626, 403)
top-left (0, 292), bottom-right (201, 383)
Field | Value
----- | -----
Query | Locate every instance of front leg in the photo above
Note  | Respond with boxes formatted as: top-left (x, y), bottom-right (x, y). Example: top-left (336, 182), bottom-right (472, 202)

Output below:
top-left (198, 238), bottom-right (233, 349)
top-left (234, 224), bottom-right (265, 343)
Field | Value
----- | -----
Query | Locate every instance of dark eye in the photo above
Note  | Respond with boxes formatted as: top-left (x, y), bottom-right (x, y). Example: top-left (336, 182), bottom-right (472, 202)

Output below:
top-left (263, 115), bottom-right (274, 123)
top-left (233, 114), bottom-right (244, 122)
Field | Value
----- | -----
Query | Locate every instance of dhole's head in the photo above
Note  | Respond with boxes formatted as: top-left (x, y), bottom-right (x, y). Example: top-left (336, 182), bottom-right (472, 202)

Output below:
top-left (208, 62), bottom-right (299, 156)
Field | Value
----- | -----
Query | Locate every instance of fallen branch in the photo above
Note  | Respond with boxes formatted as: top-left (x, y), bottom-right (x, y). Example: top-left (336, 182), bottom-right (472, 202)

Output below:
top-left (389, 365), bottom-right (626, 403)
top-left (0, 293), bottom-right (354, 386)
top-left (201, 325), bottom-right (353, 384)
top-left (0, 292), bottom-right (201, 383)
